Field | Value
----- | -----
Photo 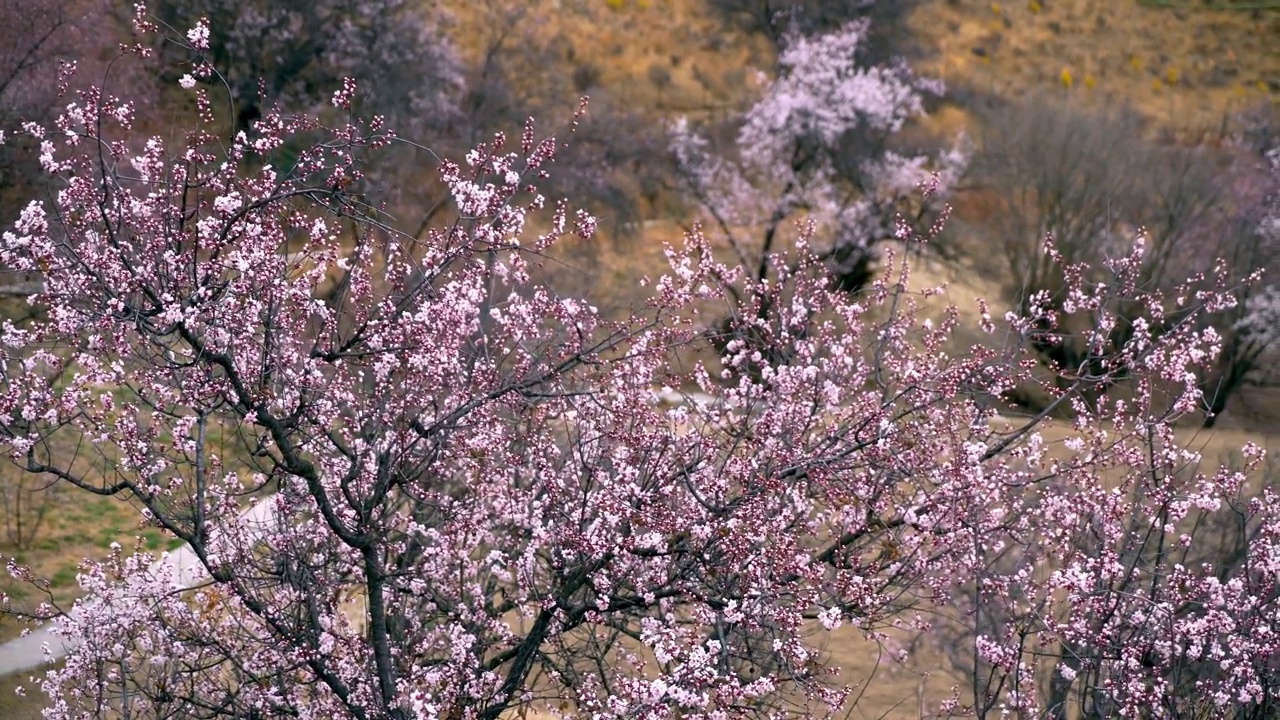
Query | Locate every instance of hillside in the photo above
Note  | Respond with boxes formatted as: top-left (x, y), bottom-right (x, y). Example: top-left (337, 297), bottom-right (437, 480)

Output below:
top-left (912, 0), bottom-right (1277, 134)
top-left (448, 0), bottom-right (1276, 135)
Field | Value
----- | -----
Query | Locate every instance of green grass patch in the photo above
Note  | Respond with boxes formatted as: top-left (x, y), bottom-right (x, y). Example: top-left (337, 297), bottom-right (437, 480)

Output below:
top-left (49, 564), bottom-right (79, 589)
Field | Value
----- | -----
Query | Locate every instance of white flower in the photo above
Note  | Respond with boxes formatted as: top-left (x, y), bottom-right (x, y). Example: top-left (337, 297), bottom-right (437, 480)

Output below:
top-left (186, 19), bottom-right (210, 50)
top-left (818, 605), bottom-right (843, 630)
top-left (213, 192), bottom-right (242, 216)
top-left (179, 74), bottom-right (196, 90)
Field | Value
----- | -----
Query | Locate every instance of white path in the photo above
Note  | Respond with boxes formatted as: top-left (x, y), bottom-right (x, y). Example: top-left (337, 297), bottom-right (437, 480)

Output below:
top-left (0, 495), bottom-right (280, 678)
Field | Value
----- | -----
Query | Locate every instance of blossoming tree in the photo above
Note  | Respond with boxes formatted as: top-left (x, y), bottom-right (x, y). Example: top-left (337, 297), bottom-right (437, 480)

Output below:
top-left (0, 10), bottom-right (1278, 720)
top-left (671, 18), bottom-right (965, 299)
top-left (150, 0), bottom-right (463, 138)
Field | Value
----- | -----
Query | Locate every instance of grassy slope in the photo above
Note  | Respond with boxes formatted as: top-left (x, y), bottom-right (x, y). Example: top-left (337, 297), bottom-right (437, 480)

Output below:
top-left (910, 0), bottom-right (1277, 134)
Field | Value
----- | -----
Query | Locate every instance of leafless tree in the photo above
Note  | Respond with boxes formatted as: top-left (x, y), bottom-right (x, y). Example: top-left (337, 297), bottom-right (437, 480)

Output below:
top-left (0, 0), bottom-right (111, 224)
top-left (973, 94), bottom-right (1277, 424)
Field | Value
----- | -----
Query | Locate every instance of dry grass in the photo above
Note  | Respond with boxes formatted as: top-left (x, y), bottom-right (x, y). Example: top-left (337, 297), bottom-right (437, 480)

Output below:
top-left (0, 665), bottom-right (57, 718)
top-left (910, 0), bottom-right (1277, 135)
top-left (448, 0), bottom-right (774, 120)
top-left (449, 0), bottom-right (1276, 142)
